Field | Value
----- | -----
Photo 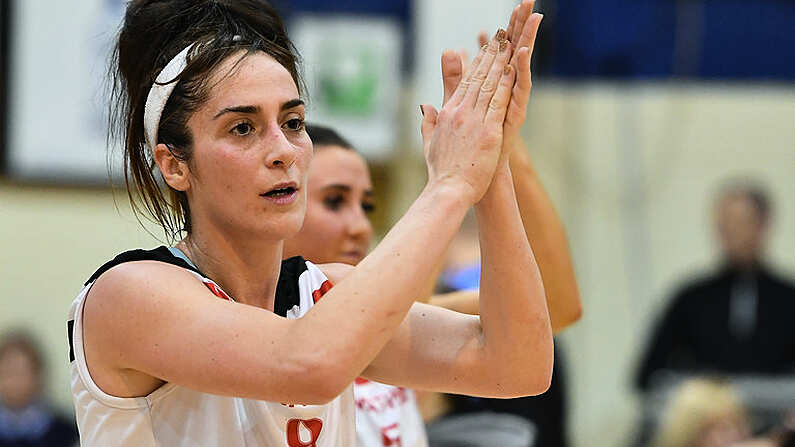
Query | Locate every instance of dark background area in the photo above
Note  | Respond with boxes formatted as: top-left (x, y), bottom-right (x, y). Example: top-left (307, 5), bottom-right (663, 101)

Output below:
top-left (1, 0), bottom-right (11, 174)
top-left (550, 0), bottom-right (795, 79)
top-left (272, 0), bottom-right (795, 80)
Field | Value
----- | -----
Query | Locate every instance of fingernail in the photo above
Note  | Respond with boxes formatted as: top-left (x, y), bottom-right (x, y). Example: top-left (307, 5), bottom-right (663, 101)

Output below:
top-left (504, 65), bottom-right (513, 76)
top-left (419, 105), bottom-right (425, 117)
top-left (496, 28), bottom-right (507, 41)
top-left (499, 38), bottom-right (508, 52)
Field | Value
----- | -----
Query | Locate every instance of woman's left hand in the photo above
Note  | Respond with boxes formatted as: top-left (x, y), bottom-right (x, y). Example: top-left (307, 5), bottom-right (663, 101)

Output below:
top-left (440, 0), bottom-right (543, 162)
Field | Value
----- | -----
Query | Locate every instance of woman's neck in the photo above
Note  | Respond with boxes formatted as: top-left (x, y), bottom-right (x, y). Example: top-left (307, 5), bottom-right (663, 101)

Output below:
top-left (177, 226), bottom-right (283, 311)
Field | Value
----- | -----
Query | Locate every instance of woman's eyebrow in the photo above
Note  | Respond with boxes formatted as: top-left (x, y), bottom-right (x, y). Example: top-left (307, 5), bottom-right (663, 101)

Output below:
top-left (213, 105), bottom-right (260, 120)
top-left (323, 185), bottom-right (374, 197)
top-left (213, 99), bottom-right (303, 120)
top-left (323, 184), bottom-right (351, 192)
top-left (281, 98), bottom-right (305, 111)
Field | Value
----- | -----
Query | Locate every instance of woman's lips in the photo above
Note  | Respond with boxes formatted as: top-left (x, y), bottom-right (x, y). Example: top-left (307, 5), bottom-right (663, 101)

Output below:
top-left (261, 188), bottom-right (299, 205)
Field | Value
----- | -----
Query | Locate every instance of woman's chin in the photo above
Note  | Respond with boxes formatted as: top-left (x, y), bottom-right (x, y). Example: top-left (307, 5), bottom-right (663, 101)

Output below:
top-left (259, 214), bottom-right (306, 241)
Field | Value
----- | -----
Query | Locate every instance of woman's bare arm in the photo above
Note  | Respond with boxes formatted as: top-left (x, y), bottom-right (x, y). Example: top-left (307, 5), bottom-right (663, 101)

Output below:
top-left (428, 0), bottom-right (582, 333)
top-left (358, 166), bottom-right (553, 398)
top-left (427, 146), bottom-right (582, 333)
top-left (428, 290), bottom-right (480, 315)
top-left (509, 142), bottom-right (582, 330)
top-left (359, 12), bottom-right (554, 398)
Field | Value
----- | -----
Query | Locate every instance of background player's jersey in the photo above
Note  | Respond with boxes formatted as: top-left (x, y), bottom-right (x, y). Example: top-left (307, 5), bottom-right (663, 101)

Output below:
top-left (67, 246), bottom-right (355, 447)
top-left (355, 378), bottom-right (428, 447)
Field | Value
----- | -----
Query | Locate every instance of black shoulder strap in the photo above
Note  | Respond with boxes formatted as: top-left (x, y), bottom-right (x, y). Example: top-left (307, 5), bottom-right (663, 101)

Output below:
top-left (84, 246), bottom-right (201, 286)
top-left (67, 319), bottom-right (75, 363)
top-left (274, 256), bottom-right (309, 317)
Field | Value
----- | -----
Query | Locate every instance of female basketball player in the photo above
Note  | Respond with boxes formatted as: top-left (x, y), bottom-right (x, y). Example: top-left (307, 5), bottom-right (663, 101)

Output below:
top-left (68, 1), bottom-right (551, 445)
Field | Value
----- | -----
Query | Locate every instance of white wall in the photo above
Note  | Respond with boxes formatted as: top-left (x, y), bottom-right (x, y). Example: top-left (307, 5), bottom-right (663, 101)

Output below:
top-left (0, 185), bottom-right (161, 411)
top-left (520, 83), bottom-right (795, 447)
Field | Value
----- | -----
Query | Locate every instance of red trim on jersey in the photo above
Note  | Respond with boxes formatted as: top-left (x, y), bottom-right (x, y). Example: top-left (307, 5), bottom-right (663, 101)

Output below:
top-left (355, 377), bottom-right (371, 385)
top-left (286, 418), bottom-right (323, 447)
top-left (203, 280), bottom-right (231, 301)
top-left (381, 423), bottom-right (403, 446)
top-left (312, 280), bottom-right (333, 303)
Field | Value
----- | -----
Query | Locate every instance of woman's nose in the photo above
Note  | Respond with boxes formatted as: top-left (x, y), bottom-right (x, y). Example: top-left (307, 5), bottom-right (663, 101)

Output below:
top-left (347, 207), bottom-right (373, 242)
top-left (264, 125), bottom-right (297, 169)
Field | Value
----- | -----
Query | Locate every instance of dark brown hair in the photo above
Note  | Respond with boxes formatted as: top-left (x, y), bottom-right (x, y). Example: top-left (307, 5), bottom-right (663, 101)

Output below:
top-left (109, 0), bottom-right (303, 241)
top-left (717, 178), bottom-right (773, 223)
top-left (305, 123), bottom-right (355, 151)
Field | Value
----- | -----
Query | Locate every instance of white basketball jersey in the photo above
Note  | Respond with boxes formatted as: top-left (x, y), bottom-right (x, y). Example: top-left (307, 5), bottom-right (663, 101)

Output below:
top-left (354, 378), bottom-right (428, 447)
top-left (67, 246), bottom-right (356, 446)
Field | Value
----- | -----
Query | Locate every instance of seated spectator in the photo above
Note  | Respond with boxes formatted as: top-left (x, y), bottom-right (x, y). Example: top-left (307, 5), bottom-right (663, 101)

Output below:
top-left (636, 180), bottom-right (795, 391)
top-left (651, 378), bottom-right (750, 447)
top-left (0, 331), bottom-right (78, 447)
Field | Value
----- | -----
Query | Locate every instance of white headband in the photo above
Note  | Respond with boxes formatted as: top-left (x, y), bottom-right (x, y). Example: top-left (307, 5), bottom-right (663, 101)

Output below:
top-left (143, 36), bottom-right (245, 152)
top-left (143, 44), bottom-right (195, 153)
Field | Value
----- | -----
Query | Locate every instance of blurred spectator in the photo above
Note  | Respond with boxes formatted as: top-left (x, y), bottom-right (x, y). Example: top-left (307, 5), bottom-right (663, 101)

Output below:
top-left (0, 331), bottom-right (77, 447)
top-left (636, 180), bottom-right (795, 391)
top-left (650, 378), bottom-right (750, 447)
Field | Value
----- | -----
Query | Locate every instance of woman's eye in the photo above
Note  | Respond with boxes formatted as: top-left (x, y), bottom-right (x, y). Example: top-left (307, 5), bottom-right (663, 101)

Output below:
top-left (231, 122), bottom-right (254, 136)
top-left (323, 195), bottom-right (344, 211)
top-left (362, 202), bottom-right (376, 214)
top-left (285, 118), bottom-right (305, 132)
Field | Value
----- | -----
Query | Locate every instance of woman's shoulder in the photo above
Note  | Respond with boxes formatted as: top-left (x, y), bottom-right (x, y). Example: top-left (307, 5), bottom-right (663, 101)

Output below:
top-left (83, 247), bottom-right (215, 321)
top-left (84, 246), bottom-right (199, 286)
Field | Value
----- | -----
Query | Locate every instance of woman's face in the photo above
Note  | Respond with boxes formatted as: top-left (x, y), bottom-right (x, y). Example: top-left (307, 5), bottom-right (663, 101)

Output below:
top-left (180, 52), bottom-right (312, 241)
top-left (283, 146), bottom-right (374, 265)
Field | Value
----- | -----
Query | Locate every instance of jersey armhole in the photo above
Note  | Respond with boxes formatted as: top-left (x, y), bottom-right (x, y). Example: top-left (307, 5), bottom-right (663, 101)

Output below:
top-left (71, 282), bottom-right (175, 410)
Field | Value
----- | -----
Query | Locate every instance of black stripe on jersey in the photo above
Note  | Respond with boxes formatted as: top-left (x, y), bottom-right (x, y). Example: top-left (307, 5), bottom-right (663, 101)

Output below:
top-left (84, 246), bottom-right (200, 286)
top-left (68, 319), bottom-right (75, 362)
top-left (274, 257), bottom-right (309, 317)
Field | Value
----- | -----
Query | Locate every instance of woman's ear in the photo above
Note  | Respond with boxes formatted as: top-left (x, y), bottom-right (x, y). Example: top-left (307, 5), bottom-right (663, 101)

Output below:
top-left (153, 143), bottom-right (190, 191)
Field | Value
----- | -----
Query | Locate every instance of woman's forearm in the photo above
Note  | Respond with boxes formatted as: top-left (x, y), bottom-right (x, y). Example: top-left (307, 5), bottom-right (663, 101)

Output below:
top-left (424, 140), bottom-right (581, 333)
top-left (510, 139), bottom-right (583, 331)
top-left (474, 165), bottom-right (553, 395)
top-left (428, 290), bottom-right (480, 314)
top-left (302, 183), bottom-right (470, 394)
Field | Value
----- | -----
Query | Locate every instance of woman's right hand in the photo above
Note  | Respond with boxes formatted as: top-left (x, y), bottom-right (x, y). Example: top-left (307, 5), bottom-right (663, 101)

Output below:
top-left (420, 29), bottom-right (516, 205)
